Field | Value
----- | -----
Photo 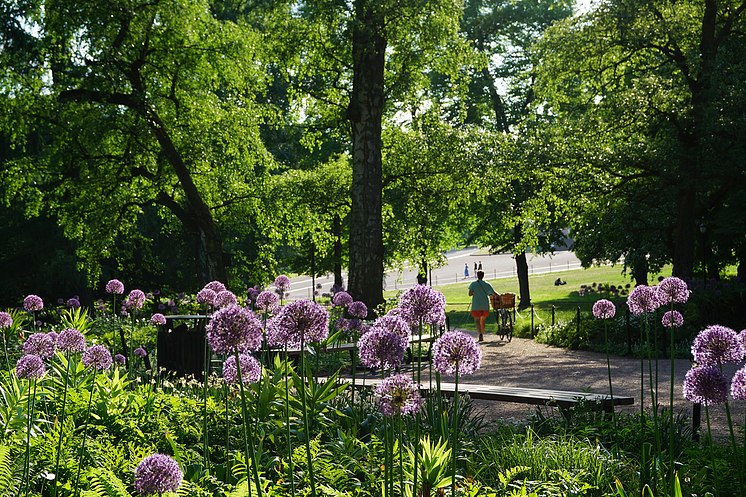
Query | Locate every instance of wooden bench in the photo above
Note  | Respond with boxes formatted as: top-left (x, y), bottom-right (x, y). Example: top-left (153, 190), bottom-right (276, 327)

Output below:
top-left (283, 334), bottom-right (437, 362)
top-left (328, 376), bottom-right (634, 415)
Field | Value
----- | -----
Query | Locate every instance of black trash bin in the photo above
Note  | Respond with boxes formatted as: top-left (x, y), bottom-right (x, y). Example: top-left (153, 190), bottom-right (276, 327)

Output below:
top-left (157, 315), bottom-right (208, 379)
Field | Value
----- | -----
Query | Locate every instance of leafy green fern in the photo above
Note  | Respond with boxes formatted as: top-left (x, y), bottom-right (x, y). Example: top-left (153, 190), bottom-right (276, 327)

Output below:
top-left (0, 445), bottom-right (15, 497)
top-left (81, 468), bottom-right (132, 497)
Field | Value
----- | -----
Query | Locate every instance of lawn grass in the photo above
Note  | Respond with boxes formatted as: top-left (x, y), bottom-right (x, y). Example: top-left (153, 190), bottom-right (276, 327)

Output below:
top-left (385, 264), bottom-right (672, 334)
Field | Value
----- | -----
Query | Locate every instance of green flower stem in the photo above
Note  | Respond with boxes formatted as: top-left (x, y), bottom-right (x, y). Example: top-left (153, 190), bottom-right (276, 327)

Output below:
top-left (669, 316), bottom-right (676, 495)
top-left (283, 344), bottom-right (295, 497)
top-left (53, 352), bottom-right (73, 497)
top-left (604, 321), bottom-right (615, 427)
top-left (235, 351), bottom-right (262, 497)
top-left (299, 336), bottom-right (317, 497)
top-left (451, 361), bottom-right (459, 497)
top-left (416, 319), bottom-right (423, 385)
top-left (413, 413), bottom-right (420, 497)
top-left (644, 316), bottom-right (661, 489)
top-left (203, 331), bottom-right (209, 469)
top-left (23, 378), bottom-right (37, 497)
top-left (73, 370), bottom-right (97, 497)
top-left (398, 415), bottom-right (404, 497)
top-left (705, 405), bottom-right (720, 497)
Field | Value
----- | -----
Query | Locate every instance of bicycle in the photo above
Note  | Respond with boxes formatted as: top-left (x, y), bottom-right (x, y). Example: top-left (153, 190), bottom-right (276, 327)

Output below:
top-left (490, 292), bottom-right (516, 342)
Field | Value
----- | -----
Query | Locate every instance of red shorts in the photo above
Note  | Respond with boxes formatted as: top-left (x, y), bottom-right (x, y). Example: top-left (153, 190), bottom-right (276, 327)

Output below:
top-left (471, 310), bottom-right (490, 318)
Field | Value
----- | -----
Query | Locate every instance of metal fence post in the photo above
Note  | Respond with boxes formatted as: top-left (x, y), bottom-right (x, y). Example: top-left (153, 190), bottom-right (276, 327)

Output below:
top-left (552, 305), bottom-right (556, 326)
top-left (626, 308), bottom-right (632, 355)
top-left (576, 306), bottom-right (581, 337)
top-left (531, 304), bottom-right (535, 339)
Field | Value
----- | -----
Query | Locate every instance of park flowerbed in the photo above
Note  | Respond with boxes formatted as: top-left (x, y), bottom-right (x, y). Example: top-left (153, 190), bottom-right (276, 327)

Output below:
top-left (1, 277), bottom-right (745, 496)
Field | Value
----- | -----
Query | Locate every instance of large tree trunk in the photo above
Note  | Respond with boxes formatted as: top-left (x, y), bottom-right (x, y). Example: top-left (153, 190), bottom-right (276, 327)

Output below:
top-left (333, 215), bottom-right (344, 288)
top-left (515, 251), bottom-right (530, 308)
top-left (347, 0), bottom-right (385, 316)
top-left (671, 184), bottom-right (696, 280)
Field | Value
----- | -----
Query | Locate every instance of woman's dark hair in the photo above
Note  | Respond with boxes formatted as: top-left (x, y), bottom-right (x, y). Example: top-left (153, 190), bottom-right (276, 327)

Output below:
top-left (477, 270), bottom-right (485, 280)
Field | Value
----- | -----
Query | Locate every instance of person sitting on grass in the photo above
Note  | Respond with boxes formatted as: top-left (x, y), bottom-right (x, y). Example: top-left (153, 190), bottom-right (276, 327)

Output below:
top-left (468, 270), bottom-right (495, 342)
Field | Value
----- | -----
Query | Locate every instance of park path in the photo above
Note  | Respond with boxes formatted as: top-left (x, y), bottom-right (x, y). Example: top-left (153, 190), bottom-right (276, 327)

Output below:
top-left (447, 331), bottom-right (744, 442)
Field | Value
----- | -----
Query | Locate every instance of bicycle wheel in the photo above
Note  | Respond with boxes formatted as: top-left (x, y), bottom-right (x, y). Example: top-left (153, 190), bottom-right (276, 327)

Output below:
top-left (505, 311), bottom-right (513, 342)
top-left (497, 309), bottom-right (506, 340)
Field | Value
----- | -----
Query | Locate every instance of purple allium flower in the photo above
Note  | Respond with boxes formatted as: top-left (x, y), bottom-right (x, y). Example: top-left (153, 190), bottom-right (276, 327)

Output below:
top-left (204, 281), bottom-right (227, 293)
top-left (375, 313), bottom-right (412, 343)
top-left (357, 326), bottom-right (407, 369)
top-left (398, 285), bottom-right (447, 326)
top-left (731, 366), bottom-right (746, 400)
top-left (151, 313), bottom-right (167, 326)
top-left (134, 453), bottom-right (183, 497)
top-left (23, 294), bottom-right (44, 312)
top-left (207, 305), bottom-right (263, 354)
top-left (23, 333), bottom-right (55, 359)
top-left (171, 307), bottom-right (178, 314)
top-left (167, 300), bottom-right (175, 307)
top-left (432, 331), bottom-right (482, 376)
top-left (126, 289), bottom-right (146, 309)
top-left (158, 303), bottom-right (166, 311)
top-left (274, 275), bottom-right (291, 291)
top-left (16, 355), bottom-right (45, 380)
top-left (691, 325), bottom-right (745, 366)
top-left (592, 299), bottom-right (615, 319)
top-left (347, 318), bottom-right (362, 331)
top-left (57, 298), bottom-right (64, 305)
top-left (196, 288), bottom-right (216, 305)
top-left (348, 301), bottom-right (368, 319)
top-left (247, 286), bottom-right (261, 301)
top-left (214, 290), bottom-right (237, 309)
top-left (0, 311), bottom-right (12, 328)
top-left (332, 291), bottom-right (353, 307)
top-left (66, 297), bottom-right (81, 309)
top-left (47, 331), bottom-right (58, 345)
top-left (134, 347), bottom-right (148, 358)
top-left (268, 299), bottom-right (329, 347)
top-left (335, 317), bottom-right (349, 331)
top-left (222, 353), bottom-right (262, 385)
top-left (255, 291), bottom-right (280, 312)
top-left (626, 285), bottom-right (661, 315)
top-left (114, 354), bottom-right (126, 365)
top-left (739, 329), bottom-right (746, 350)
top-left (56, 328), bottom-right (86, 353)
top-left (376, 373), bottom-right (422, 417)
top-left (662, 310), bottom-right (684, 328)
top-left (106, 279), bottom-right (125, 295)
top-left (683, 365), bottom-right (729, 405)
top-left (82, 345), bottom-right (113, 371)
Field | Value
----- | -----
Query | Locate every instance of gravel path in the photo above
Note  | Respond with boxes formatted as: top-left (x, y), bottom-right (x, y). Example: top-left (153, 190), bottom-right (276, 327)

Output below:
top-left (443, 330), bottom-right (745, 441)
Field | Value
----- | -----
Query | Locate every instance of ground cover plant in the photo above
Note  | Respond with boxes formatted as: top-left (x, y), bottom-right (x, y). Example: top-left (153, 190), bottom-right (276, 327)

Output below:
top-left (2, 271), bottom-right (746, 496)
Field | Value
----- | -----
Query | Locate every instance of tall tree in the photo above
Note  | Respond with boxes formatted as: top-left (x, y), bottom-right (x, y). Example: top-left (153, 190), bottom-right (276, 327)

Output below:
top-left (0, 0), bottom-right (273, 287)
top-left (253, 0), bottom-right (472, 313)
top-left (536, 0), bottom-right (746, 279)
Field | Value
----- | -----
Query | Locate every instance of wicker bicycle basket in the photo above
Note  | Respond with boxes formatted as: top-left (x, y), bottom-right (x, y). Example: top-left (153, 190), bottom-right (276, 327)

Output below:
top-left (491, 292), bottom-right (516, 309)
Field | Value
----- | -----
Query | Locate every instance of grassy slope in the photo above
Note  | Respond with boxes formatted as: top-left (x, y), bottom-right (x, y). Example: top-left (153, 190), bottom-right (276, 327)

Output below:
top-left (386, 264), bottom-right (671, 333)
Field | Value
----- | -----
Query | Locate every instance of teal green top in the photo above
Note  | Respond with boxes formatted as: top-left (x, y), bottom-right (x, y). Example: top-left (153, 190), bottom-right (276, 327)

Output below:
top-left (468, 280), bottom-right (495, 311)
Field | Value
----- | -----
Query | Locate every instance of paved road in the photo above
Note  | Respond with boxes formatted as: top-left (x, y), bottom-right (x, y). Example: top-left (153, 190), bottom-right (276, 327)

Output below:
top-left (286, 248), bottom-right (582, 300)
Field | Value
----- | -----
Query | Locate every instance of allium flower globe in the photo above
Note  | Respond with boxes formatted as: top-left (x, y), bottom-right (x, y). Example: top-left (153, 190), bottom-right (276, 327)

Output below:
top-left (432, 331), bottom-right (482, 376)
top-left (683, 365), bottom-right (729, 405)
top-left (204, 280), bottom-right (227, 293)
top-left (16, 355), bottom-right (46, 379)
top-left (269, 299), bottom-right (329, 347)
top-left (47, 331), bottom-right (59, 345)
top-left (23, 294), bottom-right (44, 312)
top-left (151, 313), bottom-right (167, 326)
top-left (375, 313), bottom-right (412, 343)
top-left (357, 326), bottom-right (407, 369)
top-left (626, 286), bottom-right (661, 315)
top-left (731, 366), bottom-right (746, 400)
top-left (348, 301), bottom-right (368, 319)
top-left (114, 354), bottom-right (126, 365)
top-left (127, 289), bottom-right (146, 309)
top-left (66, 297), bottom-right (81, 309)
top-left (691, 325), bottom-right (745, 366)
top-left (214, 290), bottom-right (237, 309)
top-left (22, 333), bottom-right (55, 359)
top-left (207, 305), bottom-right (263, 354)
top-left (332, 291), bottom-right (353, 307)
top-left (592, 299), bottom-right (616, 320)
top-left (82, 345), bottom-right (113, 371)
top-left (134, 453), bottom-right (183, 497)
top-left (134, 347), bottom-right (148, 358)
top-left (106, 279), bottom-right (125, 295)
top-left (255, 291), bottom-right (280, 312)
top-left (196, 288), bottom-right (216, 305)
top-left (398, 285), bottom-right (446, 326)
top-left (222, 353), bottom-right (262, 385)
top-left (657, 276), bottom-right (689, 304)
top-left (376, 374), bottom-right (422, 417)
top-left (274, 275), bottom-right (291, 291)
top-left (0, 311), bottom-right (12, 328)
top-left (56, 328), bottom-right (87, 353)
top-left (662, 310), bottom-right (684, 328)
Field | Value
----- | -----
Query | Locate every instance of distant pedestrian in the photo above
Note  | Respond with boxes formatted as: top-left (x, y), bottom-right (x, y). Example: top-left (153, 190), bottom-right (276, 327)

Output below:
top-left (474, 262), bottom-right (477, 278)
top-left (469, 270), bottom-right (495, 342)
top-left (478, 261), bottom-right (483, 271)
top-left (464, 263), bottom-right (469, 279)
